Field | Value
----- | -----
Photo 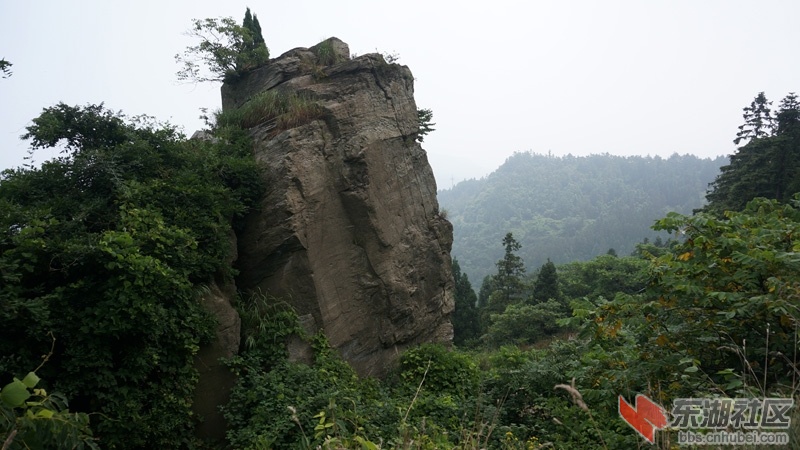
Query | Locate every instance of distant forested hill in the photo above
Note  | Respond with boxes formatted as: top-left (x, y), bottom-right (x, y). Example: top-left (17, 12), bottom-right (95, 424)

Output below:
top-left (438, 152), bottom-right (727, 283)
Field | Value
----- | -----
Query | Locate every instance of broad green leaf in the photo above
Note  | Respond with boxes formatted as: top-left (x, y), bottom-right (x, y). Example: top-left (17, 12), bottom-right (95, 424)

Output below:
top-left (1, 379), bottom-right (31, 407)
top-left (35, 408), bottom-right (55, 419)
top-left (21, 371), bottom-right (39, 389)
top-left (356, 436), bottom-right (380, 450)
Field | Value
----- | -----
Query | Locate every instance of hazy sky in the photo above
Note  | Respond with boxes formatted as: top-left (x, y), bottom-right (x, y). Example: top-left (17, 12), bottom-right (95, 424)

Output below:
top-left (1, 1), bottom-right (798, 188)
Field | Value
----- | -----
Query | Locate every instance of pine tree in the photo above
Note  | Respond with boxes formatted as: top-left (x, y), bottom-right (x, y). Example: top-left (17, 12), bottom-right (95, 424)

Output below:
top-left (476, 275), bottom-right (495, 309)
top-left (416, 108), bottom-right (436, 142)
top-left (531, 259), bottom-right (560, 304)
top-left (774, 93), bottom-right (800, 198)
top-left (734, 92), bottom-right (775, 145)
top-left (481, 232), bottom-right (526, 328)
top-left (775, 92), bottom-right (800, 136)
top-left (705, 91), bottom-right (800, 214)
top-left (495, 232), bottom-right (525, 305)
top-left (451, 258), bottom-right (480, 346)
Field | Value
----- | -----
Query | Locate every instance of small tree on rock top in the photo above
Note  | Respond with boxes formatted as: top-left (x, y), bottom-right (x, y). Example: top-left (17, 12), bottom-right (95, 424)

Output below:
top-left (175, 8), bottom-right (269, 83)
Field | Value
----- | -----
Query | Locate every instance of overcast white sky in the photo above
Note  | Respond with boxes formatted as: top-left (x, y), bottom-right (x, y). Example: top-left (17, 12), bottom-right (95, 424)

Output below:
top-left (1, 1), bottom-right (798, 187)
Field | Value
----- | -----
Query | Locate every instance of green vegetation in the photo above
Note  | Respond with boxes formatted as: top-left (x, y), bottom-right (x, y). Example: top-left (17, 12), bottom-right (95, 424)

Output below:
top-left (438, 152), bottom-right (727, 284)
top-left (4, 15), bottom-right (799, 447)
top-left (311, 38), bottom-right (345, 66)
top-left (598, 197), bottom-right (800, 394)
top-left (0, 58), bottom-right (11, 78)
top-left (416, 108), bottom-right (436, 143)
top-left (451, 259), bottom-right (480, 346)
top-left (452, 233), bottom-right (649, 349)
top-left (704, 91), bottom-right (800, 215)
top-left (175, 9), bottom-right (270, 83)
top-left (1, 365), bottom-right (97, 449)
top-left (0, 103), bottom-right (262, 448)
top-left (215, 89), bottom-right (327, 133)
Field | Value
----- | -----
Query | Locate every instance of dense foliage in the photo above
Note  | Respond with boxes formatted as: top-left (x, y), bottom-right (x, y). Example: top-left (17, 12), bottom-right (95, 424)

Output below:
top-left (416, 108), bottom-right (436, 143)
top-left (4, 15), bottom-right (799, 446)
top-left (454, 232), bottom-right (652, 349)
top-left (0, 103), bottom-right (262, 448)
top-left (222, 293), bottom-right (643, 449)
top-left (438, 152), bottom-right (726, 283)
top-left (705, 92), bottom-right (800, 215)
top-left (175, 8), bottom-right (270, 83)
top-left (451, 259), bottom-right (480, 346)
top-left (1, 368), bottom-right (97, 449)
top-left (448, 200), bottom-right (800, 444)
top-left (584, 197), bottom-right (800, 397)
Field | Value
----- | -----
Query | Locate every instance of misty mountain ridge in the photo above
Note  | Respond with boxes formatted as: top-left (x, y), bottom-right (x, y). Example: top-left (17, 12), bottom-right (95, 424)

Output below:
top-left (438, 151), bottom-right (728, 283)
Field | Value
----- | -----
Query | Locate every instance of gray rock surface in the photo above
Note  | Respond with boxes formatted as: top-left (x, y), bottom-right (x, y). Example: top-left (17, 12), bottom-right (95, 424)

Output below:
top-left (228, 38), bottom-right (454, 377)
top-left (192, 278), bottom-right (240, 441)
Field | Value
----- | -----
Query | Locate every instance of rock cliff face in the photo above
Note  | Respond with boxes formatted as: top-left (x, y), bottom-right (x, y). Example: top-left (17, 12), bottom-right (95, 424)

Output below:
top-left (226, 38), bottom-right (454, 377)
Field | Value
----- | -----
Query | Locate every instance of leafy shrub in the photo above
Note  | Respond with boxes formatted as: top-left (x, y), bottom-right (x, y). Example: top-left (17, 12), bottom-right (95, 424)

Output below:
top-left (0, 103), bottom-right (262, 448)
top-left (223, 301), bottom-right (396, 449)
top-left (485, 300), bottom-right (566, 347)
top-left (397, 344), bottom-right (480, 398)
top-left (0, 371), bottom-right (97, 449)
top-left (175, 12), bottom-right (269, 83)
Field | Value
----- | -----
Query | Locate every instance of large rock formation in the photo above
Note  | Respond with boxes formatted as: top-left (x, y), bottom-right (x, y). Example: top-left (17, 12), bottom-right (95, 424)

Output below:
top-left (227, 38), bottom-right (454, 377)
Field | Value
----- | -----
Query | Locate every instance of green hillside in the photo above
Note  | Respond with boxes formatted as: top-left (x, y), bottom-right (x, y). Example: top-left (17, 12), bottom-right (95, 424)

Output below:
top-left (438, 152), bottom-right (727, 283)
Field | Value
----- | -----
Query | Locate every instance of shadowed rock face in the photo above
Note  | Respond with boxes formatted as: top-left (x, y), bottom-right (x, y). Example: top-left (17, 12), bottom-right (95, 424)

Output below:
top-left (227, 38), bottom-right (454, 377)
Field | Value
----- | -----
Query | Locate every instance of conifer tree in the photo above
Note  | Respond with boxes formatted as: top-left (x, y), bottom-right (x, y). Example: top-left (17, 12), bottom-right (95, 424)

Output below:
top-left (705, 91), bottom-right (800, 214)
top-left (734, 92), bottom-right (775, 145)
top-left (775, 92), bottom-right (800, 135)
top-left (494, 232), bottom-right (525, 305)
top-left (531, 259), bottom-right (560, 304)
top-left (243, 8), bottom-right (254, 35)
top-left (451, 258), bottom-right (480, 346)
top-left (252, 13), bottom-right (265, 46)
top-left (481, 233), bottom-right (526, 328)
top-left (242, 8), bottom-right (266, 52)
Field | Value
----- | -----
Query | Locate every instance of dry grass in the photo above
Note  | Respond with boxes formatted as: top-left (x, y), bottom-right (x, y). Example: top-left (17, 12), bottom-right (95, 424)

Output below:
top-left (216, 90), bottom-right (326, 134)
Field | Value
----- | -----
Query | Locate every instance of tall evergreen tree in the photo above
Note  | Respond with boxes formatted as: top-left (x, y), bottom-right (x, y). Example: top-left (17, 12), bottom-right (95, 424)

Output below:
top-left (494, 232), bottom-right (525, 305)
top-left (530, 259), bottom-right (560, 304)
top-left (252, 13), bottom-right (265, 46)
top-left (242, 8), bottom-right (254, 34)
top-left (705, 91), bottom-right (800, 214)
top-left (476, 274), bottom-right (496, 335)
top-left (775, 92), bottom-right (800, 135)
top-left (242, 8), bottom-right (266, 53)
top-left (451, 258), bottom-right (480, 346)
top-left (477, 275), bottom-right (495, 310)
top-left (774, 93), bottom-right (800, 199)
top-left (734, 92), bottom-right (775, 145)
top-left (481, 233), bottom-right (526, 329)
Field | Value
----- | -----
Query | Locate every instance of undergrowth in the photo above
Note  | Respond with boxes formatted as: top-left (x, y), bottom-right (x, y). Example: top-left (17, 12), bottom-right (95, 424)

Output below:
top-left (222, 293), bottom-right (799, 449)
